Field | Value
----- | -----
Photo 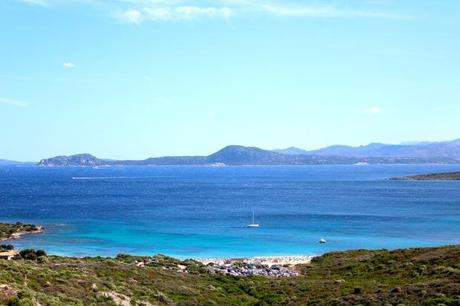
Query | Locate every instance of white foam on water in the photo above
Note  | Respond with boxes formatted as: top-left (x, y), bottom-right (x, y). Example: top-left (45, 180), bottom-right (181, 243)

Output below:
top-left (72, 176), bottom-right (146, 180)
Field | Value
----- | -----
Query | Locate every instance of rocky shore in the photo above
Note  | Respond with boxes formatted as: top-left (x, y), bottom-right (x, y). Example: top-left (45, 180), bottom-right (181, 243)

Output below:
top-left (1, 226), bottom-right (44, 241)
top-left (118, 254), bottom-right (311, 278)
top-left (0, 226), bottom-right (44, 241)
top-left (197, 256), bottom-right (313, 277)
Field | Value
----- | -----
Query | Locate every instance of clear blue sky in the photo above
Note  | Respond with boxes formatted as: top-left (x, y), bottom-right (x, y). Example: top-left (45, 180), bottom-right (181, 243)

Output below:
top-left (1, 0), bottom-right (459, 161)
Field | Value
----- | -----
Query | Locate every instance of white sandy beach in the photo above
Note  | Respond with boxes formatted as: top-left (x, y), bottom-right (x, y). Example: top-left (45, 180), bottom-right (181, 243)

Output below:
top-left (197, 255), bottom-right (314, 267)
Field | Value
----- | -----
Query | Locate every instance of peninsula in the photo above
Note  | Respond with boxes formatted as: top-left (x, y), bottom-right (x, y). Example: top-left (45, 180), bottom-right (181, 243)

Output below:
top-left (0, 222), bottom-right (43, 241)
top-left (392, 171), bottom-right (460, 180)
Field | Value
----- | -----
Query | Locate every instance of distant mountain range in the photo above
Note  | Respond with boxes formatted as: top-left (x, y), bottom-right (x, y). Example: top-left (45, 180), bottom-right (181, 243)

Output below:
top-left (36, 139), bottom-right (460, 167)
top-left (306, 139), bottom-right (460, 160)
top-left (273, 147), bottom-right (309, 155)
top-left (0, 159), bottom-right (34, 166)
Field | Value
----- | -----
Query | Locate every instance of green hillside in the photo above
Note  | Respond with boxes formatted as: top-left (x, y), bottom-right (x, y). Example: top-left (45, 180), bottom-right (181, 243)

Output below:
top-left (1, 245), bottom-right (459, 305)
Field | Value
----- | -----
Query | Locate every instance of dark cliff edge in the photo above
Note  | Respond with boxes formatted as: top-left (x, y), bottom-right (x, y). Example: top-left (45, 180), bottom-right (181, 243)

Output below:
top-left (391, 171), bottom-right (460, 180)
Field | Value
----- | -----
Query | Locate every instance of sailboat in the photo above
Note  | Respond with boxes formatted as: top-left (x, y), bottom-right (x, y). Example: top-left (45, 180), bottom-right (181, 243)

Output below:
top-left (247, 211), bottom-right (260, 228)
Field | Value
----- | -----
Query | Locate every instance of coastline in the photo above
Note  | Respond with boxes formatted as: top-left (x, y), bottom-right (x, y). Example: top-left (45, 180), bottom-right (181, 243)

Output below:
top-left (390, 171), bottom-right (460, 181)
top-left (0, 226), bottom-right (44, 242)
top-left (196, 255), bottom-right (314, 266)
top-left (196, 256), bottom-right (314, 276)
top-left (0, 245), bottom-right (459, 304)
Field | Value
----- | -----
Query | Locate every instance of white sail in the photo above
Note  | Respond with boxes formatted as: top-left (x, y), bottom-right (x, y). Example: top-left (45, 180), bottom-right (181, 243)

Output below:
top-left (247, 210), bottom-right (260, 228)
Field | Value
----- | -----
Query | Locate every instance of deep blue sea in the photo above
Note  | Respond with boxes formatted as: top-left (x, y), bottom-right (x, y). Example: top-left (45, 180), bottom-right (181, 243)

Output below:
top-left (1, 164), bottom-right (460, 258)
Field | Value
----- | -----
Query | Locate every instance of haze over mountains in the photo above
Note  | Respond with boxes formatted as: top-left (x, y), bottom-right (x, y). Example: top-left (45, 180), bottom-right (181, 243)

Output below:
top-left (35, 139), bottom-right (460, 167)
top-left (0, 159), bottom-right (34, 166)
top-left (275, 139), bottom-right (460, 160)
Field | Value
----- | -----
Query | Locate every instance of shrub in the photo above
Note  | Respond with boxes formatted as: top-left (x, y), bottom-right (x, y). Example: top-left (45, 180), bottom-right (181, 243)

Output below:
top-left (0, 244), bottom-right (14, 251)
top-left (19, 249), bottom-right (37, 261)
top-left (37, 256), bottom-right (49, 264)
top-left (18, 249), bottom-right (47, 260)
top-left (7, 297), bottom-right (35, 306)
top-left (7, 290), bottom-right (35, 306)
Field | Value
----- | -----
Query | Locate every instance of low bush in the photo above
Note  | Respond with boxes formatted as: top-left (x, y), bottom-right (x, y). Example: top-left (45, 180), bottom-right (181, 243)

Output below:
top-left (19, 249), bottom-right (47, 261)
top-left (0, 244), bottom-right (15, 251)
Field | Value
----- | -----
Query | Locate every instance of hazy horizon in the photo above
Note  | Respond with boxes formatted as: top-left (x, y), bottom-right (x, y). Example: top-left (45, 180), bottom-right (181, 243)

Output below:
top-left (1, 0), bottom-right (459, 161)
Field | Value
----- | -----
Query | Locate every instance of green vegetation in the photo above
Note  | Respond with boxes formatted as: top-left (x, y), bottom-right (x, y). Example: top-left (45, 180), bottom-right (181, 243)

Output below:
top-left (392, 171), bottom-right (460, 180)
top-left (0, 245), bottom-right (459, 305)
top-left (0, 222), bottom-right (41, 240)
top-left (0, 244), bottom-right (15, 251)
top-left (18, 249), bottom-right (47, 261)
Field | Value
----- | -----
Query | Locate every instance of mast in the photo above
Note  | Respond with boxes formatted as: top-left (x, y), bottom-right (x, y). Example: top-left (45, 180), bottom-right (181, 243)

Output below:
top-left (252, 211), bottom-right (255, 224)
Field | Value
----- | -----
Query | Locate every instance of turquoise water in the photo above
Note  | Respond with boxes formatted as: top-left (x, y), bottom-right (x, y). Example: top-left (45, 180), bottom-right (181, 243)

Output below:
top-left (1, 164), bottom-right (460, 258)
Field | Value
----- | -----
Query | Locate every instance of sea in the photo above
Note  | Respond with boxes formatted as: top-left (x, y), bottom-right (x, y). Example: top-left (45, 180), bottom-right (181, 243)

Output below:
top-left (1, 164), bottom-right (459, 258)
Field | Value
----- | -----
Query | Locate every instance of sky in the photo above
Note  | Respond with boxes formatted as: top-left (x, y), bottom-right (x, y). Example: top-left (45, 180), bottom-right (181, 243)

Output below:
top-left (1, 0), bottom-right (459, 161)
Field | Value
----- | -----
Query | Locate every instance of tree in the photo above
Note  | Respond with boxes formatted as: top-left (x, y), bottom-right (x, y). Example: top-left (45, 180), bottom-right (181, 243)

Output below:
top-left (19, 249), bottom-right (37, 260)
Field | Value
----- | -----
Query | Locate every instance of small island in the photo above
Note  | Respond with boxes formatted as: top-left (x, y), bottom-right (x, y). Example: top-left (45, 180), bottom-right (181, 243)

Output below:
top-left (392, 171), bottom-right (460, 181)
top-left (0, 222), bottom-right (43, 241)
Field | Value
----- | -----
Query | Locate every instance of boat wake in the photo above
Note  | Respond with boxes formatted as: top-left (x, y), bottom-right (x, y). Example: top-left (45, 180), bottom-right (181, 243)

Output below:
top-left (72, 176), bottom-right (147, 180)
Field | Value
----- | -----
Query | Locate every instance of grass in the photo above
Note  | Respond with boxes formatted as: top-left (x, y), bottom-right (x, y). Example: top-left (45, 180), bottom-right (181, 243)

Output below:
top-left (0, 245), bottom-right (459, 305)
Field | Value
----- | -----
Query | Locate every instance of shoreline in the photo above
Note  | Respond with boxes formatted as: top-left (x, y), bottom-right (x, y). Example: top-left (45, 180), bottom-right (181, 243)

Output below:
top-left (0, 226), bottom-right (44, 242)
top-left (196, 255), bottom-right (314, 267)
top-left (195, 255), bottom-right (315, 277)
top-left (0, 244), bottom-right (458, 304)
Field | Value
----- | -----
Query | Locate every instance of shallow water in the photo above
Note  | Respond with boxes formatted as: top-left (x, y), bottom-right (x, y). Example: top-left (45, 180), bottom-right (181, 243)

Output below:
top-left (1, 164), bottom-right (460, 258)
